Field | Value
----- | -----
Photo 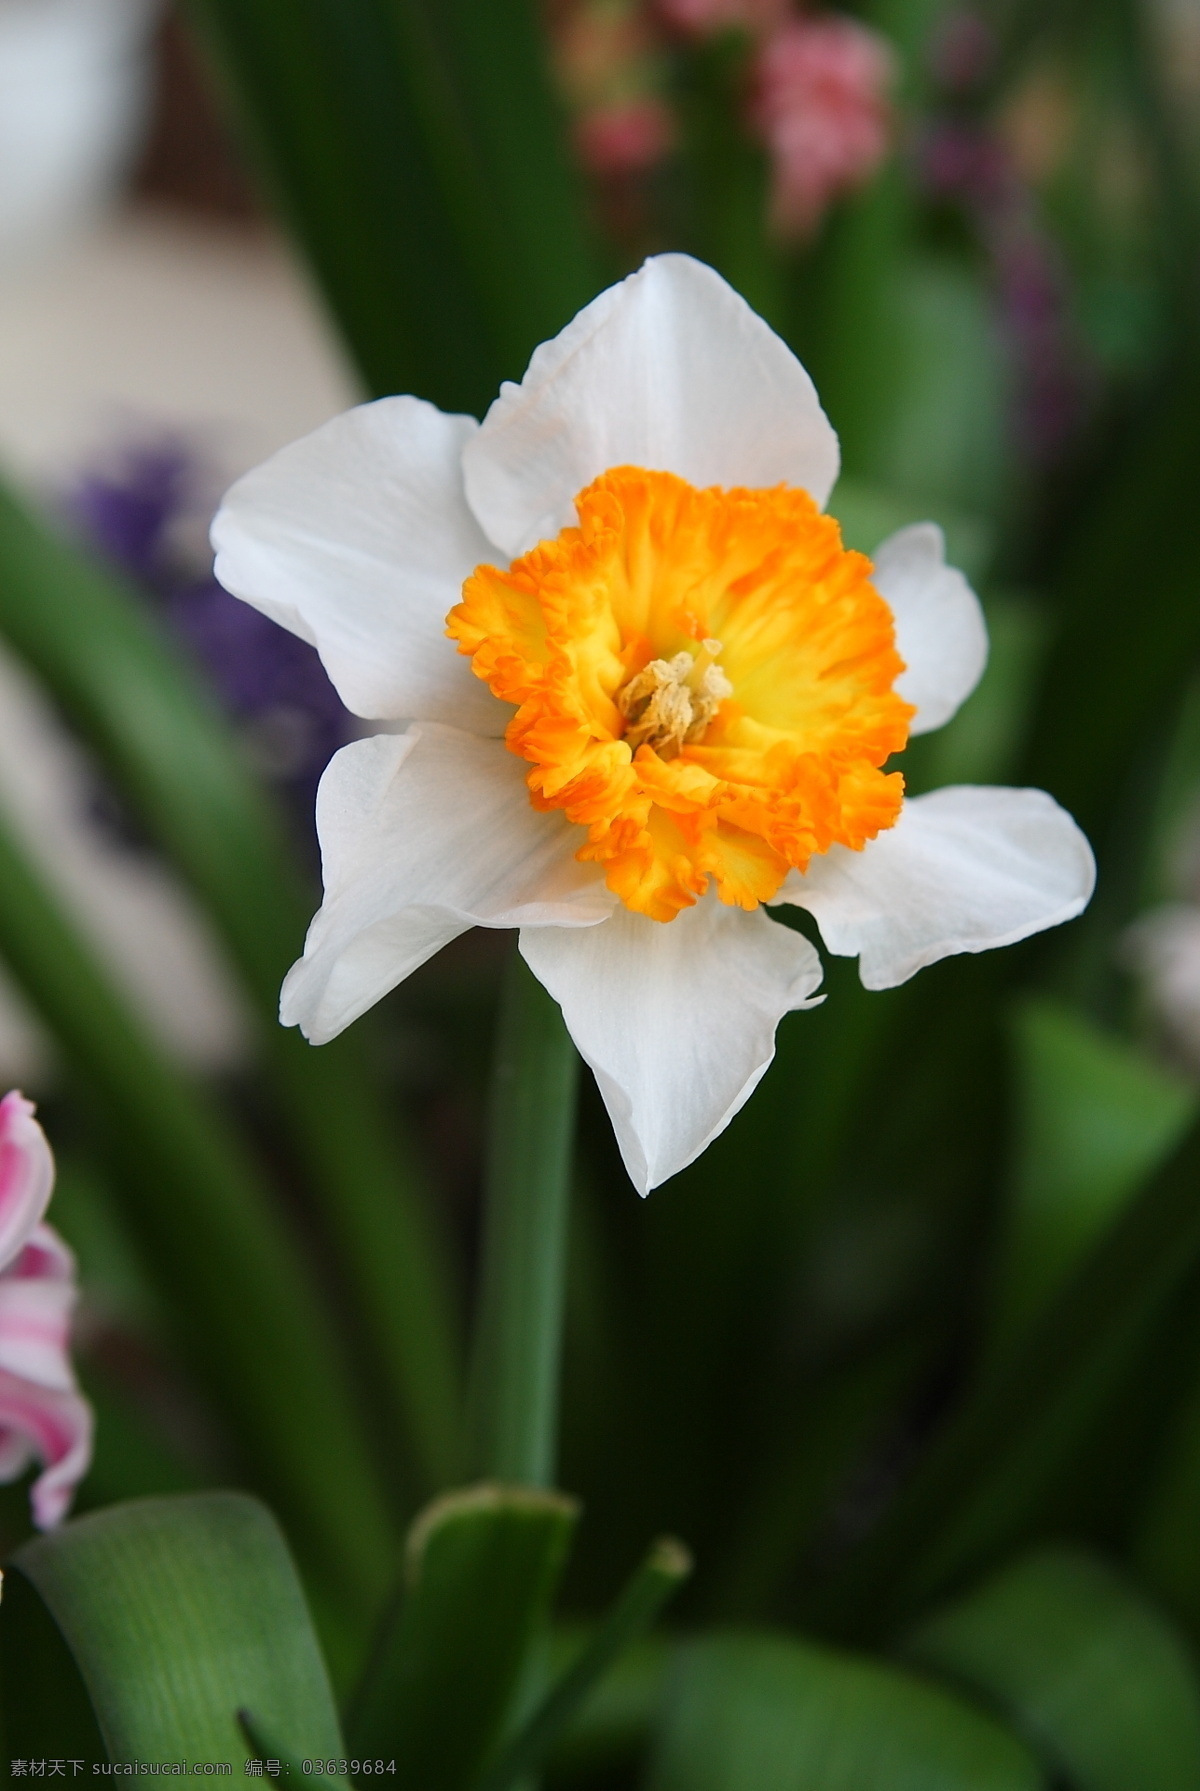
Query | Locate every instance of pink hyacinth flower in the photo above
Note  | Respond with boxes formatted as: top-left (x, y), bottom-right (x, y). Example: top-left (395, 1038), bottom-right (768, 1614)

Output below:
top-left (658, 0), bottom-right (788, 35)
top-left (0, 1095), bottom-right (92, 1527)
top-left (0, 1221), bottom-right (91, 1527)
top-left (576, 97), bottom-right (676, 174)
top-left (751, 13), bottom-right (896, 236)
top-left (0, 1091), bottom-right (54, 1273)
top-left (0, 1224), bottom-right (79, 1391)
top-left (0, 1367), bottom-right (92, 1529)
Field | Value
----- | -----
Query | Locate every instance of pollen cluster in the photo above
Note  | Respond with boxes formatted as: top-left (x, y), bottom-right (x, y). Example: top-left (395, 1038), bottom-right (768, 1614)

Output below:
top-left (447, 466), bottom-right (913, 922)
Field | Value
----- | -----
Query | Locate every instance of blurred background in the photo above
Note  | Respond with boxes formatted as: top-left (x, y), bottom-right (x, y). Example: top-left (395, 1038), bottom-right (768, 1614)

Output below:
top-left (6, 0), bottom-right (1200, 1771)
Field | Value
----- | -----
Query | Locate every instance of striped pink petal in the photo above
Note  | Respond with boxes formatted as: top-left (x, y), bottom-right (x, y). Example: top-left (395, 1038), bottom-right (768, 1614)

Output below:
top-left (9, 1223), bottom-right (76, 1283)
top-left (0, 1273), bottom-right (77, 1391)
top-left (0, 1093), bottom-right (54, 1273)
top-left (0, 1368), bottom-right (92, 1529)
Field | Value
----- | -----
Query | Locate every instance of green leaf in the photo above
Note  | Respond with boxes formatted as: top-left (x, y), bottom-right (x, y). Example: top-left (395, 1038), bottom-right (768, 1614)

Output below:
top-left (347, 1483), bottom-right (579, 1787)
top-left (903, 1547), bottom-right (1200, 1791)
top-left (0, 797), bottom-right (395, 1611)
top-left (0, 1562), bottom-right (105, 1761)
top-left (645, 1632), bottom-right (1045, 1791)
top-left (1020, 365), bottom-right (1200, 851)
top-left (909, 595), bottom-right (1048, 794)
top-left (829, 478), bottom-right (992, 582)
top-left (993, 1000), bottom-right (1196, 1349)
top-left (804, 1109), bottom-right (1200, 1643)
top-left (12, 1493), bottom-right (343, 1762)
top-left (716, 1344), bottom-right (930, 1620)
top-left (184, 0), bottom-right (596, 412)
top-left (0, 478), bottom-right (464, 1500)
top-left (1136, 1339), bottom-right (1200, 1638)
top-left (854, 257), bottom-right (1010, 523)
top-left (542, 1631), bottom-right (669, 1784)
top-left (239, 1710), bottom-right (342, 1786)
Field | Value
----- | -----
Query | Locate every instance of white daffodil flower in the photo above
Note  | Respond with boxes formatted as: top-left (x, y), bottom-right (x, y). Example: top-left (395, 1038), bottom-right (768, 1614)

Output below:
top-left (212, 254), bottom-right (1095, 1194)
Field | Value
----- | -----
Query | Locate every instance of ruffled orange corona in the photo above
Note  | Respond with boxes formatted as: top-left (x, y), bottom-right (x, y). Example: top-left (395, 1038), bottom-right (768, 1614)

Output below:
top-left (448, 466), bottom-right (913, 921)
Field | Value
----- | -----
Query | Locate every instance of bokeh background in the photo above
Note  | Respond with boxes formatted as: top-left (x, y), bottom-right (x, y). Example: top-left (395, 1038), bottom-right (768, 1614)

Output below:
top-left (6, 0), bottom-right (1200, 1777)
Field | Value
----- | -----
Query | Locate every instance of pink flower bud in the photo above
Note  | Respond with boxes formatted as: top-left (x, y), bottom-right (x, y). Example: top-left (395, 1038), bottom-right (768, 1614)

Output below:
top-left (751, 13), bottom-right (896, 236)
top-left (0, 1091), bottom-right (54, 1274)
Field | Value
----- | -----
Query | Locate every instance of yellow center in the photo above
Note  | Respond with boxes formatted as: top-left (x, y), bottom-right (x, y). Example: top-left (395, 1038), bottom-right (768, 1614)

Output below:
top-left (447, 466), bottom-right (914, 922)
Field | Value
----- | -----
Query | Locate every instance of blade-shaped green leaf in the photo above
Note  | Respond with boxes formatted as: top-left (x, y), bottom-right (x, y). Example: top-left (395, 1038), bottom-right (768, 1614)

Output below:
top-left (903, 1547), bottom-right (1200, 1791)
top-left (804, 1106), bottom-right (1200, 1642)
top-left (993, 1001), bottom-right (1196, 1350)
top-left (1020, 364), bottom-right (1200, 850)
top-left (0, 1563), bottom-right (105, 1761)
top-left (542, 1630), bottom-right (669, 1785)
top-left (184, 0), bottom-right (596, 412)
top-left (0, 798), bottom-right (395, 1610)
top-left (0, 478), bottom-right (463, 1499)
top-left (182, 0), bottom-right (496, 413)
top-left (1137, 1365), bottom-right (1200, 1636)
top-left (239, 1711), bottom-right (342, 1785)
top-left (12, 1493), bottom-right (343, 1763)
top-left (645, 1632), bottom-right (1044, 1791)
top-left (347, 1482), bottom-right (579, 1787)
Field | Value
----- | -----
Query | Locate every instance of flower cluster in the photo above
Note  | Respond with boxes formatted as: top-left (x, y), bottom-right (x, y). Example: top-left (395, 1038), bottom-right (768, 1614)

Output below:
top-left (748, 12), bottom-right (895, 236)
top-left (0, 1091), bottom-right (91, 1527)
top-left (548, 0), bottom-right (894, 238)
top-left (213, 254), bottom-right (1094, 1195)
top-left (551, 0), bottom-right (675, 177)
top-left (658, 0), bottom-right (895, 236)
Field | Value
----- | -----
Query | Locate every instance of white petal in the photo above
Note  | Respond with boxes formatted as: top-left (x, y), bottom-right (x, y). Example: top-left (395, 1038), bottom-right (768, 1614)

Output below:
top-left (463, 254), bottom-right (840, 557)
top-left (212, 397), bottom-right (504, 731)
top-left (872, 523), bottom-right (988, 736)
top-left (519, 899), bottom-right (823, 1196)
top-left (776, 786), bottom-right (1095, 989)
top-left (282, 725), bottom-right (615, 1044)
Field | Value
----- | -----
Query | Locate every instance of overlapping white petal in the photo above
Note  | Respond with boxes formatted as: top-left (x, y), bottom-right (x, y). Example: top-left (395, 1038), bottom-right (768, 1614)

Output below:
top-left (212, 398), bottom-right (502, 730)
top-left (463, 254), bottom-right (840, 557)
top-left (520, 899), bottom-right (823, 1195)
top-left (205, 253), bottom-right (1099, 1198)
top-left (282, 725), bottom-right (616, 1045)
top-left (871, 524), bottom-right (988, 736)
top-left (776, 786), bottom-right (1096, 989)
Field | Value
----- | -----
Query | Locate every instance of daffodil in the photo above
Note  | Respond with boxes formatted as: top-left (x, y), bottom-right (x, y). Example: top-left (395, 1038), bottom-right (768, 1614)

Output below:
top-left (212, 255), bottom-right (1094, 1193)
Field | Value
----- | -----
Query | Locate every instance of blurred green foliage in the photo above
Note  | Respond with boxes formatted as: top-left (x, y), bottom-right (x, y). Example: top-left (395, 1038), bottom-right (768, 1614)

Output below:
top-left (6, 0), bottom-right (1200, 1782)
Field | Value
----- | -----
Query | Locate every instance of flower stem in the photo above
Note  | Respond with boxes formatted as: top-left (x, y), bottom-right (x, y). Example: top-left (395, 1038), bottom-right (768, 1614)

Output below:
top-left (469, 948), bottom-right (579, 1486)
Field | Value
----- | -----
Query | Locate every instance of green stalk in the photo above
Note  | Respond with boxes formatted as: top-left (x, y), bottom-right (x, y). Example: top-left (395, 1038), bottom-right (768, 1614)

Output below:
top-left (469, 951), bottom-right (579, 1486)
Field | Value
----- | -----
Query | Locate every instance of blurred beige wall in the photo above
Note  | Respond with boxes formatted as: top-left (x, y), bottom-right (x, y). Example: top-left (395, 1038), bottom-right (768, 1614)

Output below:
top-left (0, 206), bottom-right (360, 487)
